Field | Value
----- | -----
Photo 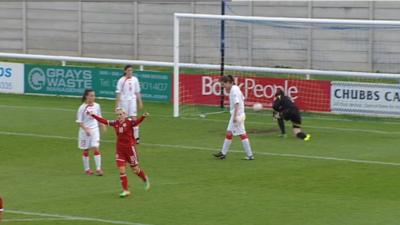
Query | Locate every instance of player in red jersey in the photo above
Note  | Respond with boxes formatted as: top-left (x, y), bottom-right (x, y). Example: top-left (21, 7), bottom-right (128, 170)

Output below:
top-left (0, 196), bottom-right (3, 221)
top-left (91, 107), bottom-right (150, 198)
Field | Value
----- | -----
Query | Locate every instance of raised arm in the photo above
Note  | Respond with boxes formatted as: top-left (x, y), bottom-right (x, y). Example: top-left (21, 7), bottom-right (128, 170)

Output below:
top-left (133, 116), bottom-right (145, 127)
top-left (132, 112), bottom-right (149, 126)
top-left (91, 114), bottom-right (113, 126)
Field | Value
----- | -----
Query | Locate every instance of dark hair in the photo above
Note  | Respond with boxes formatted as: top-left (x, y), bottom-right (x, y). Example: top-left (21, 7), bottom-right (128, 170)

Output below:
top-left (219, 75), bottom-right (235, 84)
top-left (82, 89), bottom-right (94, 102)
top-left (275, 88), bottom-right (285, 98)
top-left (123, 65), bottom-right (133, 76)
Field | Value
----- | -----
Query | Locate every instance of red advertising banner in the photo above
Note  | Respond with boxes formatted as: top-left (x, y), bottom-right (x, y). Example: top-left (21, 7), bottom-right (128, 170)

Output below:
top-left (180, 74), bottom-right (331, 112)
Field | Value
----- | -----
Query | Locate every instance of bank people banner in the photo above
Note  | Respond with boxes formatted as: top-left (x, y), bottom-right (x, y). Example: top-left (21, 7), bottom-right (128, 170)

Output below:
top-left (0, 62), bottom-right (24, 94)
top-left (24, 64), bottom-right (171, 102)
top-left (331, 81), bottom-right (400, 116)
top-left (180, 74), bottom-right (332, 112)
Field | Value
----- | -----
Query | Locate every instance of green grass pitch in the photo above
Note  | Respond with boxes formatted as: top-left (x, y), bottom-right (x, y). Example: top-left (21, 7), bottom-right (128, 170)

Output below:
top-left (1, 93), bottom-right (400, 225)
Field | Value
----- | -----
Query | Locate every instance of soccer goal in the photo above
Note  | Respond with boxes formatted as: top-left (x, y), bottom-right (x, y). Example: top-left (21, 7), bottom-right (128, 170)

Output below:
top-left (173, 13), bottom-right (400, 118)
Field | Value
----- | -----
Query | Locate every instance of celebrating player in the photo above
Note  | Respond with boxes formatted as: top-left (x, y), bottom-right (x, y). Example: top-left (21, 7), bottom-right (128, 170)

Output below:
top-left (0, 196), bottom-right (3, 220)
top-left (272, 89), bottom-right (311, 141)
top-left (91, 108), bottom-right (150, 198)
top-left (115, 65), bottom-right (143, 144)
top-left (76, 89), bottom-right (105, 176)
top-left (213, 75), bottom-right (254, 160)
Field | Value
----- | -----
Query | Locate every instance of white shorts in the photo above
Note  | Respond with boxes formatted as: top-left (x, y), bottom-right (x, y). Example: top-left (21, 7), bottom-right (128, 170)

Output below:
top-left (119, 100), bottom-right (137, 117)
top-left (227, 114), bottom-right (246, 136)
top-left (78, 128), bottom-right (100, 150)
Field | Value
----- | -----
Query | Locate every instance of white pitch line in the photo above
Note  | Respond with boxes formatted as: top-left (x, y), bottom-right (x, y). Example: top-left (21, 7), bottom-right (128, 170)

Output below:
top-left (2, 217), bottom-right (78, 222)
top-left (6, 210), bottom-right (152, 225)
top-left (145, 143), bottom-right (400, 167)
top-left (0, 104), bottom-right (399, 135)
top-left (1, 130), bottom-right (400, 167)
top-left (179, 117), bottom-right (400, 135)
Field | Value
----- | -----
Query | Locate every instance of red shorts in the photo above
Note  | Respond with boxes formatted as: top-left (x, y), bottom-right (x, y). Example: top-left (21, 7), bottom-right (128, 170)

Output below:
top-left (116, 145), bottom-right (138, 168)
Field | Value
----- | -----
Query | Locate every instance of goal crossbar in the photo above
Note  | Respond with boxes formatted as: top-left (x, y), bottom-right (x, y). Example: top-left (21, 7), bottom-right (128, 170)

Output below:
top-left (175, 13), bottom-right (400, 26)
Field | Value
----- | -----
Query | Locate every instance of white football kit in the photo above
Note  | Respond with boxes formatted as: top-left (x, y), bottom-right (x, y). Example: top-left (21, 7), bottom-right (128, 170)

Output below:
top-left (227, 85), bottom-right (246, 136)
top-left (76, 103), bottom-right (101, 149)
top-left (116, 76), bottom-right (141, 117)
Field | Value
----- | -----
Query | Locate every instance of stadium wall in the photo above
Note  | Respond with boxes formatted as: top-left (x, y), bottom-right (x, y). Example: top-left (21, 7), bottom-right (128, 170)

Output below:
top-left (1, 1), bottom-right (400, 73)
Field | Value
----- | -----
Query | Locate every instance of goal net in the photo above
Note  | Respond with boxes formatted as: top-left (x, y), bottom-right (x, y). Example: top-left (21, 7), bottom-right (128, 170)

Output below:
top-left (173, 13), bottom-right (400, 118)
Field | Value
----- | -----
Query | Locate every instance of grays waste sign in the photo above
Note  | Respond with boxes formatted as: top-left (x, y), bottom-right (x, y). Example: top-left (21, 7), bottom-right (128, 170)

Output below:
top-left (25, 64), bottom-right (92, 96)
top-left (24, 64), bottom-right (171, 102)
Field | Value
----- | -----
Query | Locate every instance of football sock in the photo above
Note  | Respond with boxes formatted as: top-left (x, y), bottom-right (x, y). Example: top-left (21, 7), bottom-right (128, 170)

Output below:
top-left (221, 133), bottom-right (233, 155)
top-left (135, 168), bottom-right (147, 182)
top-left (82, 150), bottom-right (90, 171)
top-left (0, 197), bottom-right (3, 212)
top-left (134, 126), bottom-right (140, 140)
top-left (240, 134), bottom-right (254, 157)
top-left (277, 118), bottom-right (285, 134)
top-left (296, 132), bottom-right (307, 140)
top-left (94, 149), bottom-right (101, 171)
top-left (120, 173), bottom-right (128, 190)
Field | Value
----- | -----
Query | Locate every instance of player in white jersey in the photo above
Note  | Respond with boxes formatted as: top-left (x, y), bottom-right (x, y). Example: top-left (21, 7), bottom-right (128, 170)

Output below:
top-left (76, 89), bottom-right (106, 176)
top-left (213, 75), bottom-right (254, 160)
top-left (115, 65), bottom-right (143, 143)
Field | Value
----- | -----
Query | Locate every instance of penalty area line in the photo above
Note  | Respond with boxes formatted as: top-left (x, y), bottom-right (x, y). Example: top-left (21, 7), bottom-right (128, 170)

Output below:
top-left (5, 210), bottom-right (153, 225)
top-left (1, 130), bottom-right (400, 167)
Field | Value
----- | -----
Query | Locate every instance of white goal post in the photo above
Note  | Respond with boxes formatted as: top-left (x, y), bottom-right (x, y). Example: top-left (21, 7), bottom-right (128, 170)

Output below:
top-left (173, 13), bottom-right (400, 118)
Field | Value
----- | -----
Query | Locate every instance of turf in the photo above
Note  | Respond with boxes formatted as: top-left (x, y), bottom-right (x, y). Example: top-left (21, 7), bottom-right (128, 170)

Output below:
top-left (1, 93), bottom-right (400, 225)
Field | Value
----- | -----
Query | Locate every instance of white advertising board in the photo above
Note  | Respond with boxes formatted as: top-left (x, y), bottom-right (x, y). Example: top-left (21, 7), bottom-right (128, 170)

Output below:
top-left (331, 81), bottom-right (400, 117)
top-left (0, 62), bottom-right (24, 94)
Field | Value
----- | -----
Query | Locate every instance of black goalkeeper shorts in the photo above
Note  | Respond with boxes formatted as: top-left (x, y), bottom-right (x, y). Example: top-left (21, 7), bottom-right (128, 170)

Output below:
top-left (283, 109), bottom-right (302, 126)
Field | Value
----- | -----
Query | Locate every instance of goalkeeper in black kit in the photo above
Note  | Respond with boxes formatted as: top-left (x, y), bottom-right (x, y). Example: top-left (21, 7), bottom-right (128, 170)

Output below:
top-left (272, 89), bottom-right (311, 141)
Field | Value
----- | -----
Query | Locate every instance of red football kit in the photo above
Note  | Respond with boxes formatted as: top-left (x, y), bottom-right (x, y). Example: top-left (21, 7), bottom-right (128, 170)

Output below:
top-left (92, 114), bottom-right (145, 167)
top-left (0, 196), bottom-right (3, 212)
